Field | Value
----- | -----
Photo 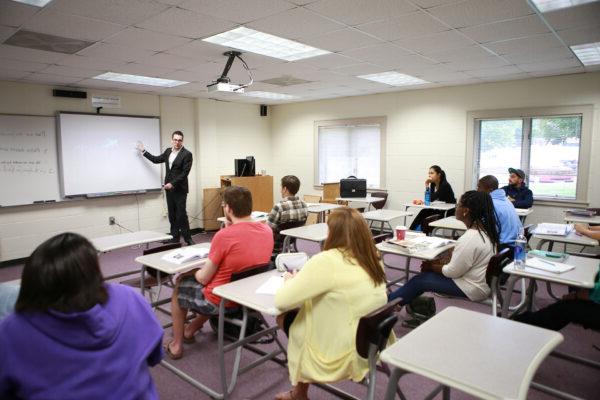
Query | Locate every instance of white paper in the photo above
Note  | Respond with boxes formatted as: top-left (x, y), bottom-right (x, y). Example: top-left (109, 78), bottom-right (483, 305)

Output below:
top-left (388, 235), bottom-right (452, 253)
top-left (255, 276), bottom-right (284, 295)
top-left (525, 257), bottom-right (575, 274)
top-left (161, 247), bottom-right (209, 265)
top-left (251, 211), bottom-right (268, 219)
top-left (534, 223), bottom-right (572, 236)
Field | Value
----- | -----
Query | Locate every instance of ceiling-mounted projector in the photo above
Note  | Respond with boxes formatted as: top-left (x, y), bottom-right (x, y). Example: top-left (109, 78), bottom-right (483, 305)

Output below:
top-left (207, 51), bottom-right (253, 94)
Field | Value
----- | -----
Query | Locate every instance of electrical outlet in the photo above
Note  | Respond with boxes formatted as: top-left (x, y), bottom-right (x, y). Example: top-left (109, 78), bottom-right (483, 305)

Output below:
top-left (109, 216), bottom-right (116, 225)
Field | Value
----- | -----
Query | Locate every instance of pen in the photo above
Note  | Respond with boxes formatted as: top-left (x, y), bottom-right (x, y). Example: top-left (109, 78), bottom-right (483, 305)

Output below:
top-left (282, 263), bottom-right (290, 272)
top-left (537, 259), bottom-right (556, 267)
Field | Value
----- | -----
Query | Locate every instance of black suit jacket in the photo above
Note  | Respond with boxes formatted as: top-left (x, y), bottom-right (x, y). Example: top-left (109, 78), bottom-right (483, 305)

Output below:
top-left (143, 147), bottom-right (193, 193)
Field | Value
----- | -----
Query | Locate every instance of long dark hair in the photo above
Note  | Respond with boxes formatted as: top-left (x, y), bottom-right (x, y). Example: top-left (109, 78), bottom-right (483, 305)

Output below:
top-left (15, 232), bottom-right (108, 313)
top-left (323, 207), bottom-right (386, 286)
top-left (459, 191), bottom-right (499, 249)
top-left (430, 165), bottom-right (447, 184)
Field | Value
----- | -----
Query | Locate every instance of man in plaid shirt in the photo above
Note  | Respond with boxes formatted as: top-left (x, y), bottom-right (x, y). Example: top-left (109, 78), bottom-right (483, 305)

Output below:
top-left (268, 176), bottom-right (309, 251)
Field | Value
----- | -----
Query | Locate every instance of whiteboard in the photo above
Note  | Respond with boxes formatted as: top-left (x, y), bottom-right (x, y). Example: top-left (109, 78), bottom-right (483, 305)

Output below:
top-left (0, 114), bottom-right (61, 206)
top-left (58, 113), bottom-right (162, 197)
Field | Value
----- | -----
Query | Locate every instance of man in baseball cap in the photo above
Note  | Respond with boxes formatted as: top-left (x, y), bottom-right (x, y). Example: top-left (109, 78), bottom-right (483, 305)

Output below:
top-left (501, 168), bottom-right (533, 209)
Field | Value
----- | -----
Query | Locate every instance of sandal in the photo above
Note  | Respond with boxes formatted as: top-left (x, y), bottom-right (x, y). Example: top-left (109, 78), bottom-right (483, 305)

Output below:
top-left (183, 334), bottom-right (195, 344)
top-left (164, 340), bottom-right (183, 360)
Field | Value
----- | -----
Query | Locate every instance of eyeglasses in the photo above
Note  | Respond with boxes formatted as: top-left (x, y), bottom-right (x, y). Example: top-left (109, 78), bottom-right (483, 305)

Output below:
top-left (172, 138), bottom-right (183, 142)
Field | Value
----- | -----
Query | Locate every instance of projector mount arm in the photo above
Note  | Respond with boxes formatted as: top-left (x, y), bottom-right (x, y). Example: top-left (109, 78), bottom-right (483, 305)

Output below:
top-left (215, 51), bottom-right (254, 90)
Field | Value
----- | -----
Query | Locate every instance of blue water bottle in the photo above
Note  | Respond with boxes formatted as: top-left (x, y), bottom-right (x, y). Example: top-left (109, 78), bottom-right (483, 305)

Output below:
top-left (424, 187), bottom-right (431, 206)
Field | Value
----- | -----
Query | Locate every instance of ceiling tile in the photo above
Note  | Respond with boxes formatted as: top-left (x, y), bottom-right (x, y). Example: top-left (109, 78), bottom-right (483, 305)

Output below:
top-left (517, 57), bottom-right (581, 72)
top-left (76, 77), bottom-right (135, 90)
top-left (503, 47), bottom-right (574, 64)
top-left (0, 0), bottom-right (39, 27)
top-left (480, 72), bottom-right (530, 82)
top-left (464, 65), bottom-right (522, 78)
top-left (459, 15), bottom-right (549, 44)
top-left (306, 0), bottom-right (418, 26)
top-left (104, 27), bottom-right (193, 52)
top-left (135, 7), bottom-right (237, 39)
top-left (0, 57), bottom-right (48, 72)
top-left (412, 0), bottom-right (464, 8)
top-left (45, 0), bottom-right (169, 26)
top-left (22, 10), bottom-right (125, 42)
top-left (428, 44), bottom-right (496, 62)
top-left (0, 67), bottom-right (30, 80)
top-left (42, 64), bottom-right (104, 78)
top-left (303, 28), bottom-right (383, 52)
top-left (557, 25), bottom-right (600, 46)
top-left (21, 72), bottom-right (83, 84)
top-left (357, 11), bottom-right (449, 41)
top-left (180, 0), bottom-right (295, 24)
top-left (132, 52), bottom-right (198, 70)
top-left (394, 30), bottom-right (474, 55)
top-left (160, 64), bottom-right (222, 82)
top-left (419, 69), bottom-right (473, 82)
top-left (528, 66), bottom-right (585, 77)
top-left (166, 39), bottom-right (226, 61)
top-left (0, 44), bottom-right (67, 63)
top-left (428, 0), bottom-right (534, 29)
top-left (77, 42), bottom-right (156, 62)
top-left (331, 62), bottom-right (388, 76)
top-left (56, 54), bottom-right (127, 70)
top-left (444, 55), bottom-right (510, 70)
top-left (292, 52), bottom-right (358, 69)
top-left (247, 7), bottom-right (345, 40)
top-left (484, 33), bottom-right (563, 55)
top-left (0, 25), bottom-right (17, 42)
top-left (544, 2), bottom-right (600, 31)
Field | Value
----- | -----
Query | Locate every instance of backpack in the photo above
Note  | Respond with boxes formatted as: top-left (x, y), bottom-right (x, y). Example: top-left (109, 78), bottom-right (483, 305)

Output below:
top-left (402, 295), bottom-right (436, 329)
top-left (209, 309), bottom-right (274, 344)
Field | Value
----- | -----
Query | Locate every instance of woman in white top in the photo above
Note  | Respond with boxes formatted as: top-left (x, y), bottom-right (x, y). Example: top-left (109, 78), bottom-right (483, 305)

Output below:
top-left (388, 190), bottom-right (498, 304)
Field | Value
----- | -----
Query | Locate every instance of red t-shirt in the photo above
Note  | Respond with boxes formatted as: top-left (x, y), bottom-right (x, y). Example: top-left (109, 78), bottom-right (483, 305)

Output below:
top-left (204, 221), bottom-right (274, 306)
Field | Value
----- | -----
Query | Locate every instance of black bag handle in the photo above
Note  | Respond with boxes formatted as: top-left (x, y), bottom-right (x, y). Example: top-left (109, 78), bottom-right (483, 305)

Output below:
top-left (346, 175), bottom-right (357, 179)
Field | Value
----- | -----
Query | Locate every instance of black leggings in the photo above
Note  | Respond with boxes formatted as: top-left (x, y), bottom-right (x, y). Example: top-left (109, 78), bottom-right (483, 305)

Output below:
top-left (513, 299), bottom-right (600, 331)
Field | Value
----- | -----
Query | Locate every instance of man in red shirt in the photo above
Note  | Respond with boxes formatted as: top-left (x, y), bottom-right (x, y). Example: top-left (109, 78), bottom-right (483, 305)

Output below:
top-left (165, 186), bottom-right (273, 359)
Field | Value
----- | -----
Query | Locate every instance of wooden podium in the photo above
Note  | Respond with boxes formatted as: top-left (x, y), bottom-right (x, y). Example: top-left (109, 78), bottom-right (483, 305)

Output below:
top-left (220, 175), bottom-right (274, 212)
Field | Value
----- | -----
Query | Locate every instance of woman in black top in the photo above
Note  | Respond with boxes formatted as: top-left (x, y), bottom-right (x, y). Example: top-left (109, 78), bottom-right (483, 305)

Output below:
top-left (409, 165), bottom-right (456, 230)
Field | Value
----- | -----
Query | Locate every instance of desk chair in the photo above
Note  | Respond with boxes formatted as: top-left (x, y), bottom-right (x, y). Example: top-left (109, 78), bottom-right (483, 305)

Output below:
top-left (422, 214), bottom-right (442, 236)
top-left (303, 194), bottom-right (322, 225)
top-left (368, 192), bottom-right (389, 233)
top-left (356, 298), bottom-right (406, 400)
top-left (484, 248), bottom-right (512, 316)
top-left (272, 219), bottom-right (307, 257)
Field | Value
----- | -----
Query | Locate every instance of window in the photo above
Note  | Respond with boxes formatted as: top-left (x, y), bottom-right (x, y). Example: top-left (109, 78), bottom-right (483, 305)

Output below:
top-left (467, 106), bottom-right (592, 204)
top-left (314, 117), bottom-right (385, 189)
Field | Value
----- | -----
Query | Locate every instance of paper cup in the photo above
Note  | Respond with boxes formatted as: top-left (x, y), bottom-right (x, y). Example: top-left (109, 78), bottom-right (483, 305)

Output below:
top-left (395, 225), bottom-right (407, 240)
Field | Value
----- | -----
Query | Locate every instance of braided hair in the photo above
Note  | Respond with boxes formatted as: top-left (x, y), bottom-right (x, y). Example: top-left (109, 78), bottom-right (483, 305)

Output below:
top-left (459, 190), bottom-right (499, 249)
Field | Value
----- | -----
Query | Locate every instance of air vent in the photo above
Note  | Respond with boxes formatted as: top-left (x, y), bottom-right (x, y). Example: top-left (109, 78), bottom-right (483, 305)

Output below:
top-left (260, 75), bottom-right (313, 87)
top-left (4, 30), bottom-right (94, 54)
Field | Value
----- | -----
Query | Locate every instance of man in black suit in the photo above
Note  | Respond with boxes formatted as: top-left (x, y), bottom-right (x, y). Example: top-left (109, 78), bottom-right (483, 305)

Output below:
top-left (137, 131), bottom-right (194, 245)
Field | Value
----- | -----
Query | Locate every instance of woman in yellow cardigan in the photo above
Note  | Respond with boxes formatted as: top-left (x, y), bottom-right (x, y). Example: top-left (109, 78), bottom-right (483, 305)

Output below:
top-left (274, 207), bottom-right (388, 400)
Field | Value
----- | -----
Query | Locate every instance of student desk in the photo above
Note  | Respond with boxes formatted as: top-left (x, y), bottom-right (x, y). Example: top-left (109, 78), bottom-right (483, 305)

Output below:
top-left (401, 202), bottom-right (456, 226)
top-left (91, 230), bottom-right (172, 279)
top-left (516, 207), bottom-right (533, 223)
top-left (501, 255), bottom-right (599, 399)
top-left (380, 307), bottom-right (563, 400)
top-left (306, 202), bottom-right (341, 223)
top-left (428, 216), bottom-right (467, 237)
top-left (533, 229), bottom-right (598, 252)
top-left (336, 195), bottom-right (381, 211)
top-left (376, 239), bottom-right (455, 285)
top-left (280, 223), bottom-right (328, 253)
top-left (563, 214), bottom-right (600, 224)
top-left (134, 242), bottom-right (211, 305)
top-left (362, 209), bottom-right (413, 234)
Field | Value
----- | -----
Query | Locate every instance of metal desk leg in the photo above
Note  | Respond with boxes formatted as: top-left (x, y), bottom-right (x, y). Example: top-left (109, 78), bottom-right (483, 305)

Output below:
top-left (282, 235), bottom-right (292, 253)
top-left (383, 368), bottom-right (404, 400)
top-left (501, 275), bottom-right (519, 317)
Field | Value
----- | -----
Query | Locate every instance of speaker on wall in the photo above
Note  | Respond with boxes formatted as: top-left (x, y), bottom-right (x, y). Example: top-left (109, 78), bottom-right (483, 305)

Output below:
top-left (53, 89), bottom-right (87, 99)
top-left (260, 104), bottom-right (267, 117)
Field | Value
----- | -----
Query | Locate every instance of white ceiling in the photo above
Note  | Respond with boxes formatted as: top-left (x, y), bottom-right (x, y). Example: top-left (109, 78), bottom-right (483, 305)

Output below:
top-left (0, 0), bottom-right (599, 104)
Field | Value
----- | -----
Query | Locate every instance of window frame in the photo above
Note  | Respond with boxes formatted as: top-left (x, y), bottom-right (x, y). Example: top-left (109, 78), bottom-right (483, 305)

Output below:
top-left (313, 116), bottom-right (387, 190)
top-left (466, 105), bottom-right (593, 206)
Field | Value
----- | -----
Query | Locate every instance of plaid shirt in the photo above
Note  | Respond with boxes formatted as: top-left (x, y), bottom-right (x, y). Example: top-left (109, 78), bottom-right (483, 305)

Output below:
top-left (267, 196), bottom-right (308, 229)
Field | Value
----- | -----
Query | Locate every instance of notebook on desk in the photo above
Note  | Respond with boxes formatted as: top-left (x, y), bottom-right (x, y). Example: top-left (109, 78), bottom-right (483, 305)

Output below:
top-left (534, 223), bottom-right (573, 236)
top-left (525, 257), bottom-right (575, 274)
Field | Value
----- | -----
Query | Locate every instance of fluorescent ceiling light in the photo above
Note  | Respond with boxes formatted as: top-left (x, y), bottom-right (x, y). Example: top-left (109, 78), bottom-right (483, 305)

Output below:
top-left (203, 27), bottom-right (330, 61)
top-left (93, 72), bottom-right (188, 87)
top-left (11, 0), bottom-right (53, 6)
top-left (530, 0), bottom-right (598, 12)
top-left (357, 71), bottom-right (428, 86)
top-left (571, 42), bottom-right (600, 65)
top-left (243, 91), bottom-right (298, 100)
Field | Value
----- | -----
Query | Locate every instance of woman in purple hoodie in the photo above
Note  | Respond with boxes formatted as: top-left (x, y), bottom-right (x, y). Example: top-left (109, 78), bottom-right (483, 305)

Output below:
top-left (0, 233), bottom-right (164, 400)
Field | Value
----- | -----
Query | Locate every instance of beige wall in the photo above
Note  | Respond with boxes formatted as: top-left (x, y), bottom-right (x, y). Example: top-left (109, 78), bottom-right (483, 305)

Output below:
top-left (270, 72), bottom-right (600, 228)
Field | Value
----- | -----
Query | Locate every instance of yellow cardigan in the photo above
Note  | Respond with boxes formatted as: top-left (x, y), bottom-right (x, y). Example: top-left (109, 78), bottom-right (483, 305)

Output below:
top-left (274, 248), bottom-right (387, 385)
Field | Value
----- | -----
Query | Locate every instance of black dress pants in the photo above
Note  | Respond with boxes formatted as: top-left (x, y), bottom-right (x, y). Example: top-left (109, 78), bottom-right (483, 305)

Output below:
top-left (166, 190), bottom-right (191, 241)
top-left (513, 299), bottom-right (600, 331)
